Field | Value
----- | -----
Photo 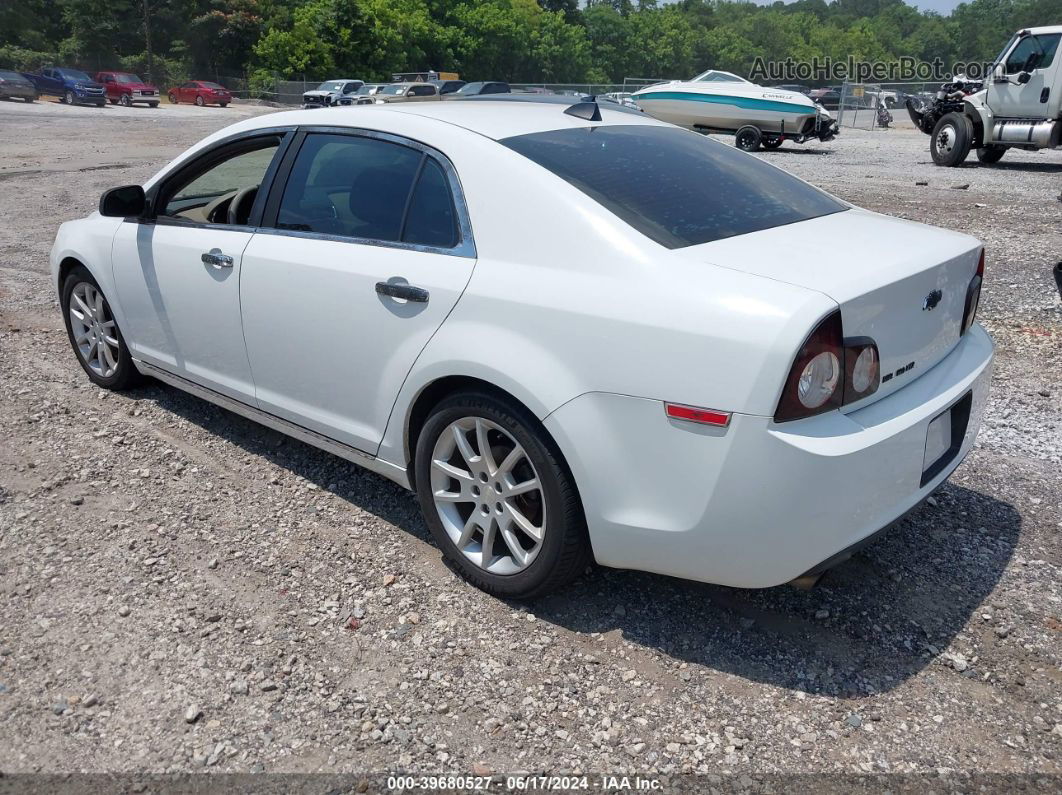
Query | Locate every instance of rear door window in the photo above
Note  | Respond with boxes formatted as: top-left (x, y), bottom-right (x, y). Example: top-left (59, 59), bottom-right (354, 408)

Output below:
top-left (501, 125), bottom-right (846, 249)
top-left (272, 132), bottom-right (460, 248)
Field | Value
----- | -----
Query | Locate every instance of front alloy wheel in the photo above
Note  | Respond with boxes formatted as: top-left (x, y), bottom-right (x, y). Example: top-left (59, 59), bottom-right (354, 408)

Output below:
top-left (415, 392), bottom-right (590, 599)
top-left (61, 266), bottom-right (140, 390)
top-left (69, 282), bottom-right (121, 377)
top-left (64, 90), bottom-right (76, 105)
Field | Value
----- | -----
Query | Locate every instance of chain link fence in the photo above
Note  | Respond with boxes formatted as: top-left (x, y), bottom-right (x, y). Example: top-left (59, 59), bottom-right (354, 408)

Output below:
top-left (836, 81), bottom-right (940, 129)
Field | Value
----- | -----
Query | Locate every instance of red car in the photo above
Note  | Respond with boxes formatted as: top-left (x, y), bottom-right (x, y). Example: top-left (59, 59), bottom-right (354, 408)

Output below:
top-left (168, 80), bottom-right (232, 107)
top-left (95, 71), bottom-right (160, 107)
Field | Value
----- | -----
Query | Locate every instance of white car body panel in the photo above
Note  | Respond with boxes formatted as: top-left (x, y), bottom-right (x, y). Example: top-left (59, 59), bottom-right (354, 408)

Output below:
top-left (111, 223), bottom-right (258, 401)
top-left (240, 233), bottom-right (474, 453)
top-left (50, 102), bottom-right (994, 589)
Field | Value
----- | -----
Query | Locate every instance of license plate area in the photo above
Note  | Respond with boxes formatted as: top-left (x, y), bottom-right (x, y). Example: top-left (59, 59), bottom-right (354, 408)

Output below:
top-left (920, 391), bottom-right (973, 487)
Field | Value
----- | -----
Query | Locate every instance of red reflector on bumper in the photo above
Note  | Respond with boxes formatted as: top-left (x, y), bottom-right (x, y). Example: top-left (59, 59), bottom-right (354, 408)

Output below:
top-left (665, 403), bottom-right (731, 427)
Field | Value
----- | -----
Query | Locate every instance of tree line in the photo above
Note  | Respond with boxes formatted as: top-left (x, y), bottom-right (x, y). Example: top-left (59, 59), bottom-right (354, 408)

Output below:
top-left (1, 0), bottom-right (1059, 89)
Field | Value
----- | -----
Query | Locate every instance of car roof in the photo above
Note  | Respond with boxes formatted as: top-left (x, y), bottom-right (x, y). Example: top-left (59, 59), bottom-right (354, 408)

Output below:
top-left (229, 100), bottom-right (668, 141)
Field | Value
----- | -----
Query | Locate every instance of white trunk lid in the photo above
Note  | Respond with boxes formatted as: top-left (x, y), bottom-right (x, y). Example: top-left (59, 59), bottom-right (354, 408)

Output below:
top-left (680, 208), bottom-right (982, 408)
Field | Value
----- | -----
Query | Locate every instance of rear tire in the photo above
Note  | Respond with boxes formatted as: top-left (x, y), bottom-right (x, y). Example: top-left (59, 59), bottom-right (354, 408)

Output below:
top-left (414, 391), bottom-right (590, 600)
top-left (930, 112), bottom-right (972, 167)
top-left (219, 102), bottom-right (228, 108)
top-left (761, 137), bottom-right (783, 149)
top-left (108, 98), bottom-right (117, 104)
top-left (168, 92), bottom-right (178, 104)
top-left (976, 145), bottom-right (1006, 164)
top-left (61, 265), bottom-right (142, 390)
top-left (735, 125), bottom-right (762, 152)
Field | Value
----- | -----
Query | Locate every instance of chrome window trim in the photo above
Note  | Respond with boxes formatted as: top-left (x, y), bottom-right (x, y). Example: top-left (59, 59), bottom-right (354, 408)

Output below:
top-left (263, 125), bottom-right (477, 260)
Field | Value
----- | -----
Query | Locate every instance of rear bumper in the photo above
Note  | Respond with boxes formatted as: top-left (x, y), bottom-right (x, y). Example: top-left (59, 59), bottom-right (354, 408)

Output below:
top-left (543, 324), bottom-right (993, 588)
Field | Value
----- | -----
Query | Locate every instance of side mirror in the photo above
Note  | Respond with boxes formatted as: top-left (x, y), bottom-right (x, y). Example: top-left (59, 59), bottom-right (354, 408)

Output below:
top-left (1017, 72), bottom-right (1032, 84)
top-left (99, 184), bottom-right (146, 217)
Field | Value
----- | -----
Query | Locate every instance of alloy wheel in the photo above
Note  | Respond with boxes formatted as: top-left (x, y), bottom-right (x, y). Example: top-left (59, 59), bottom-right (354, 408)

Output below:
top-left (430, 417), bottom-right (546, 575)
top-left (68, 282), bottom-right (120, 378)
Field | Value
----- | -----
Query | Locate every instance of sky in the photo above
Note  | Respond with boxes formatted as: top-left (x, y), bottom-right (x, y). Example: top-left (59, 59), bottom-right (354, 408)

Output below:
top-left (745, 0), bottom-right (963, 13)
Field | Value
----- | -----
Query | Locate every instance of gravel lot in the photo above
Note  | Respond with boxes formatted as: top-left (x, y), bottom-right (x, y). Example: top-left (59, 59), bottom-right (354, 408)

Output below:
top-left (0, 97), bottom-right (1060, 780)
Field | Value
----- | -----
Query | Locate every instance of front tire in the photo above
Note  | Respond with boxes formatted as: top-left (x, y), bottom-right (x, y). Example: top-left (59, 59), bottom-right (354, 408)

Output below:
top-left (195, 95), bottom-right (204, 107)
top-left (64, 90), bottom-right (75, 105)
top-left (735, 125), bottom-right (762, 152)
top-left (61, 265), bottom-right (141, 390)
top-left (414, 391), bottom-right (590, 599)
top-left (219, 102), bottom-right (228, 108)
top-left (976, 145), bottom-right (1006, 164)
top-left (148, 101), bottom-right (158, 108)
top-left (119, 94), bottom-right (131, 107)
top-left (930, 112), bottom-right (972, 166)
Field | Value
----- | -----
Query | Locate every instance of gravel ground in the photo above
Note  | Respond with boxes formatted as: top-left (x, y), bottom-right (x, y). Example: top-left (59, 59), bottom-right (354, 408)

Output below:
top-left (0, 97), bottom-right (1060, 780)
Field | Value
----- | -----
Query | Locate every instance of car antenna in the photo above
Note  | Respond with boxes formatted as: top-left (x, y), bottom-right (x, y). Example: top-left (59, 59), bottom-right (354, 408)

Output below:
top-left (564, 98), bottom-right (602, 122)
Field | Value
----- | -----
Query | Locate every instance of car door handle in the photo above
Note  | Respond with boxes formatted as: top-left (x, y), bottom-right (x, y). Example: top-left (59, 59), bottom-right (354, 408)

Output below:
top-left (201, 251), bottom-right (234, 268)
top-left (376, 281), bottom-right (429, 303)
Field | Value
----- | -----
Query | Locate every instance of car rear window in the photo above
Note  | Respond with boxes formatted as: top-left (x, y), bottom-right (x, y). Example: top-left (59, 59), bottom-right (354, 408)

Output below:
top-left (500, 125), bottom-right (846, 249)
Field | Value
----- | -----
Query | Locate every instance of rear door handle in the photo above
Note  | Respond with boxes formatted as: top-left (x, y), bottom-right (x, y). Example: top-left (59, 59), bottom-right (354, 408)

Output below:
top-left (376, 281), bottom-right (429, 303)
top-left (201, 250), bottom-right (234, 268)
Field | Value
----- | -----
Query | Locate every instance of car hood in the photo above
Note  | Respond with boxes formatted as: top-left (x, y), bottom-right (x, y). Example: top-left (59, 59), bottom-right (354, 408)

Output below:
top-left (678, 208), bottom-right (983, 408)
top-left (303, 90), bottom-right (336, 97)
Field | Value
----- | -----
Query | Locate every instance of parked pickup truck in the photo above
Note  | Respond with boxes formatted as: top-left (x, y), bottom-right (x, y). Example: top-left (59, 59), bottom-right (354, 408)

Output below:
top-left (95, 71), bottom-right (160, 107)
top-left (23, 67), bottom-right (106, 106)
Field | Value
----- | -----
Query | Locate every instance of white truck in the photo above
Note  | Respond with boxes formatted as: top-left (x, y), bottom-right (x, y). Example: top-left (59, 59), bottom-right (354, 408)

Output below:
top-left (908, 26), bottom-right (1062, 166)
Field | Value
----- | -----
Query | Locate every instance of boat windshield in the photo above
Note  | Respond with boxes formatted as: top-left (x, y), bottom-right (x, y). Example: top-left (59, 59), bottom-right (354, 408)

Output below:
top-left (691, 70), bottom-right (750, 83)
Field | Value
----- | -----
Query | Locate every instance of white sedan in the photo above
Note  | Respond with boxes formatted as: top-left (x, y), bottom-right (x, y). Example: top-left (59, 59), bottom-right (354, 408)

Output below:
top-left (50, 100), bottom-right (993, 599)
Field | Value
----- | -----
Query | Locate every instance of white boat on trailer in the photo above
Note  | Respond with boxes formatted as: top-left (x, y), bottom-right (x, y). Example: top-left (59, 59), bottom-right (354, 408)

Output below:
top-left (632, 70), bottom-right (839, 151)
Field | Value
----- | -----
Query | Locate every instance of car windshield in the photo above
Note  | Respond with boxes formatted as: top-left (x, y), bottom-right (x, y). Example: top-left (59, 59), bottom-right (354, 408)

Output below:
top-left (455, 82), bottom-right (484, 95)
top-left (316, 81), bottom-right (347, 92)
top-left (381, 84), bottom-right (408, 95)
top-left (115, 74), bottom-right (143, 83)
top-left (59, 69), bottom-right (92, 81)
top-left (354, 85), bottom-right (378, 95)
top-left (502, 125), bottom-right (846, 249)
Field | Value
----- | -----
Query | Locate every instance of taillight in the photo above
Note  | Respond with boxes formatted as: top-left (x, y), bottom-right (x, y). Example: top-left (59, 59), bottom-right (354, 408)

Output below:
top-left (961, 248), bottom-right (984, 335)
top-left (775, 310), bottom-right (844, 422)
top-left (843, 337), bottom-right (880, 404)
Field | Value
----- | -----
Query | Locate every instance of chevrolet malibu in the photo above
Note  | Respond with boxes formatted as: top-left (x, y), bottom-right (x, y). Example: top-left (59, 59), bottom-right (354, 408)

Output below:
top-left (50, 101), bottom-right (993, 599)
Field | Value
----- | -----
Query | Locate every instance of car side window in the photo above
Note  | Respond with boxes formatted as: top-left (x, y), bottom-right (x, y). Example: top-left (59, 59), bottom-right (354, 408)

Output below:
top-left (275, 133), bottom-right (422, 242)
top-left (402, 158), bottom-right (457, 248)
top-left (411, 85), bottom-right (435, 97)
top-left (158, 137), bottom-right (280, 225)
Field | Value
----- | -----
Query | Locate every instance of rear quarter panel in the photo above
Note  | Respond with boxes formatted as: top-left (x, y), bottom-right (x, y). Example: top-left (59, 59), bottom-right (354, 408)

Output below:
top-left (374, 120), bottom-right (834, 468)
